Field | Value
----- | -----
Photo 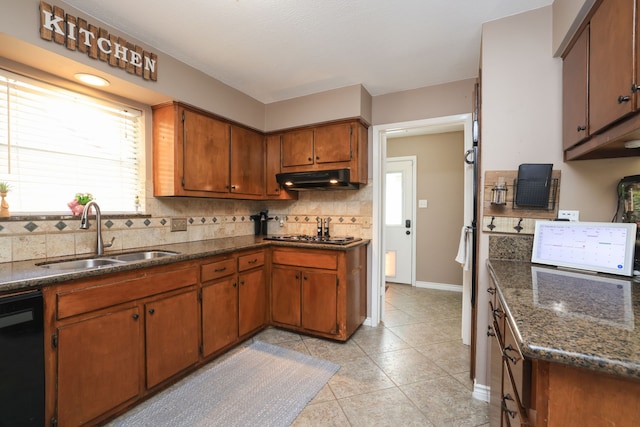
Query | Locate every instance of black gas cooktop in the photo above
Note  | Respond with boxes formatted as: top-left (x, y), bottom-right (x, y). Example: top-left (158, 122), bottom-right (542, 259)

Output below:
top-left (263, 235), bottom-right (362, 245)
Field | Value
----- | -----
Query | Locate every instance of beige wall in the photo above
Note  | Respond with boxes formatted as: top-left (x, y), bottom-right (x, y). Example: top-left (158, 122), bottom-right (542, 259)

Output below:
top-left (477, 5), bottom-right (640, 389)
top-left (372, 79), bottom-right (476, 125)
top-left (387, 132), bottom-right (464, 286)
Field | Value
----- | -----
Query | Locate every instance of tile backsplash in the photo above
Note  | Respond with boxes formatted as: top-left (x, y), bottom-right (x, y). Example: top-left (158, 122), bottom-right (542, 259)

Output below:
top-left (0, 181), bottom-right (373, 263)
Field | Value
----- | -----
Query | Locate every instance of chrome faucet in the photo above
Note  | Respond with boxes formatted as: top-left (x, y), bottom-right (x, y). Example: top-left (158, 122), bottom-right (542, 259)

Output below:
top-left (80, 200), bottom-right (115, 256)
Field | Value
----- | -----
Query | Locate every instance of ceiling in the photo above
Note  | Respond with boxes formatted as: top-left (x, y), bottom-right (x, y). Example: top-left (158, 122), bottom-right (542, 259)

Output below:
top-left (63, 0), bottom-right (553, 104)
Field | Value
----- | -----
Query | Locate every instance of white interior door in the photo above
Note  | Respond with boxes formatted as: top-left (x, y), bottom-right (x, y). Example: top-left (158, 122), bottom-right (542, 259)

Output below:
top-left (384, 157), bottom-right (415, 285)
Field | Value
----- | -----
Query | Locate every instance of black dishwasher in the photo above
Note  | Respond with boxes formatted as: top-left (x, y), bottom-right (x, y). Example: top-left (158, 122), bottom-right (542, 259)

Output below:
top-left (0, 290), bottom-right (44, 427)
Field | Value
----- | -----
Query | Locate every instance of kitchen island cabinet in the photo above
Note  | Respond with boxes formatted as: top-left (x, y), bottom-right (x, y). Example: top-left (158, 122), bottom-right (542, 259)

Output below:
top-left (487, 260), bottom-right (640, 426)
top-left (270, 244), bottom-right (366, 341)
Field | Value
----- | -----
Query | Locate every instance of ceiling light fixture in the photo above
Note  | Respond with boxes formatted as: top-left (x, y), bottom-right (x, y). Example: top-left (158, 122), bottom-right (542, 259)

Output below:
top-left (74, 73), bottom-right (110, 87)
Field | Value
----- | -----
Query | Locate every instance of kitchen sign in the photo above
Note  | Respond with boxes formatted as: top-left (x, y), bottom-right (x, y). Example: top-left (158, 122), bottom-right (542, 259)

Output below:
top-left (39, 1), bottom-right (158, 81)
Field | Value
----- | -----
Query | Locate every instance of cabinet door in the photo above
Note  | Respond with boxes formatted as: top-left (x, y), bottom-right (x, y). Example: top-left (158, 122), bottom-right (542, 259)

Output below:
top-left (562, 26), bottom-right (589, 150)
top-left (145, 289), bottom-right (199, 389)
top-left (265, 134), bottom-right (283, 196)
top-left (202, 277), bottom-right (238, 357)
top-left (239, 268), bottom-right (267, 336)
top-left (230, 125), bottom-right (264, 195)
top-left (301, 270), bottom-right (338, 334)
top-left (282, 129), bottom-right (314, 167)
top-left (182, 109), bottom-right (230, 193)
top-left (57, 307), bottom-right (141, 427)
top-left (489, 321), bottom-right (504, 427)
top-left (589, 0), bottom-right (635, 133)
top-left (314, 122), bottom-right (352, 164)
top-left (271, 267), bottom-right (301, 326)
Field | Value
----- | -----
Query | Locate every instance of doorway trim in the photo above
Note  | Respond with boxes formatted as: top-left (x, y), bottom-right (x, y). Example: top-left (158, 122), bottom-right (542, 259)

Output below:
top-left (370, 113), bottom-right (473, 331)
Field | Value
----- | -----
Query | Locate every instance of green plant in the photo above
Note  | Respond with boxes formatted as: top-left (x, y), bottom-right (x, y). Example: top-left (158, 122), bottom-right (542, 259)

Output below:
top-left (0, 182), bottom-right (10, 193)
top-left (75, 192), bottom-right (93, 205)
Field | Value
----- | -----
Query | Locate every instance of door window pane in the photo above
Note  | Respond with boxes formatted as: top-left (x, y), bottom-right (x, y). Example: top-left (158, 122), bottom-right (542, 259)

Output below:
top-left (385, 172), bottom-right (403, 226)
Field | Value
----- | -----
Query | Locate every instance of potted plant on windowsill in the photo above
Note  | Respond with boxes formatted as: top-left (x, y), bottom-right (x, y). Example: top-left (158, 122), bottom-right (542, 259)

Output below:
top-left (0, 182), bottom-right (10, 217)
top-left (68, 192), bottom-right (93, 216)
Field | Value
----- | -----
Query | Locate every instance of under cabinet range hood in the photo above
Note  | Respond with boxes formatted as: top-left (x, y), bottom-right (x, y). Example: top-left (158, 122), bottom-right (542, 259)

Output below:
top-left (276, 168), bottom-right (360, 190)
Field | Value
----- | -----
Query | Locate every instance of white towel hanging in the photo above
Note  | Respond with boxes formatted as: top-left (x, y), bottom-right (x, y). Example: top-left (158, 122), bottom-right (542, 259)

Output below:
top-left (455, 226), bottom-right (471, 271)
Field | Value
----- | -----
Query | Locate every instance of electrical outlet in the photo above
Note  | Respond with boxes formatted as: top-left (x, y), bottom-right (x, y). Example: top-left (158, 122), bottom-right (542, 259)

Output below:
top-left (558, 210), bottom-right (579, 222)
top-left (171, 217), bottom-right (187, 232)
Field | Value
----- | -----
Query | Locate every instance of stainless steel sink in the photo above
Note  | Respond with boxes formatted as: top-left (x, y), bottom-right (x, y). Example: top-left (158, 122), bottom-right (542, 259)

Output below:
top-left (37, 250), bottom-right (179, 270)
top-left (38, 258), bottom-right (126, 270)
top-left (108, 250), bottom-right (179, 262)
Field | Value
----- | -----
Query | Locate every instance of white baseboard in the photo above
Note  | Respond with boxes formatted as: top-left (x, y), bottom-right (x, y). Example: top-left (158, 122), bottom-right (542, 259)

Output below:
top-left (363, 316), bottom-right (375, 327)
top-left (472, 382), bottom-right (490, 402)
top-left (415, 281), bottom-right (463, 293)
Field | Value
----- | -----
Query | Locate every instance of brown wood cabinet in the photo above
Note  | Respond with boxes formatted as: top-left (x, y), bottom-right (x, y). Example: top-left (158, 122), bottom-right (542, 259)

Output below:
top-left (45, 262), bottom-right (199, 426)
top-left (264, 134), bottom-right (296, 200)
top-left (270, 245), bottom-right (366, 341)
top-left (562, 26), bottom-right (589, 150)
top-left (201, 250), bottom-right (267, 357)
top-left (153, 102), bottom-right (267, 199)
top-left (562, 0), bottom-right (640, 160)
top-left (280, 120), bottom-right (368, 185)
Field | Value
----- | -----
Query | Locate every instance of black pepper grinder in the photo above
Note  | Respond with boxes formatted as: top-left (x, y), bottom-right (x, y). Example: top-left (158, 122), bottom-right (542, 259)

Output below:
top-left (323, 217), bottom-right (331, 238)
top-left (316, 217), bottom-right (323, 238)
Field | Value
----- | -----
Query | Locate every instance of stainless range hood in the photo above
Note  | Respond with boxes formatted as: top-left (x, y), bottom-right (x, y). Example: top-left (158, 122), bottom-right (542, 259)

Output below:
top-left (276, 168), bottom-right (360, 190)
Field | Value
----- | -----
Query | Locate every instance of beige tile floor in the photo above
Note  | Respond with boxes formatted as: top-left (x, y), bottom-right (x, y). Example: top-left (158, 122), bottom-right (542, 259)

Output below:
top-left (251, 283), bottom-right (489, 426)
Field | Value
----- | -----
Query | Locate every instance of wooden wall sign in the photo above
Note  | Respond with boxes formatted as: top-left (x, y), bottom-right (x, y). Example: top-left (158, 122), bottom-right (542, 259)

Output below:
top-left (39, 1), bottom-right (158, 81)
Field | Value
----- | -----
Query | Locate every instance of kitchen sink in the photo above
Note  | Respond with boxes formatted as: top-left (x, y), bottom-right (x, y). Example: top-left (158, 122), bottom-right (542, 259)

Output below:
top-left (107, 250), bottom-right (179, 262)
top-left (38, 258), bottom-right (126, 270)
top-left (37, 250), bottom-right (180, 270)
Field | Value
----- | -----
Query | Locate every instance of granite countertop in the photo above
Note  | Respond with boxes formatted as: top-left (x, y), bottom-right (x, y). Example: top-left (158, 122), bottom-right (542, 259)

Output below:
top-left (0, 236), bottom-right (369, 295)
top-left (488, 259), bottom-right (640, 380)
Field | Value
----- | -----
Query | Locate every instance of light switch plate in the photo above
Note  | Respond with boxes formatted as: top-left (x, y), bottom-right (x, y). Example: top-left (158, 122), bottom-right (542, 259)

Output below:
top-left (171, 217), bottom-right (187, 232)
top-left (418, 199), bottom-right (428, 208)
top-left (557, 210), bottom-right (579, 222)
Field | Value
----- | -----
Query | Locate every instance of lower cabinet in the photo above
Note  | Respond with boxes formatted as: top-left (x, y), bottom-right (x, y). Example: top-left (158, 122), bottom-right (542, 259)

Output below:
top-left (56, 306), bottom-right (141, 427)
top-left (201, 250), bottom-right (267, 357)
top-left (271, 245), bottom-right (366, 341)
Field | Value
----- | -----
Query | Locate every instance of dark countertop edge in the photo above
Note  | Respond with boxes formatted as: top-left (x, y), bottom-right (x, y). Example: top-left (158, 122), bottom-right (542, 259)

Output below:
top-left (0, 236), bottom-right (370, 295)
top-left (487, 259), bottom-right (640, 380)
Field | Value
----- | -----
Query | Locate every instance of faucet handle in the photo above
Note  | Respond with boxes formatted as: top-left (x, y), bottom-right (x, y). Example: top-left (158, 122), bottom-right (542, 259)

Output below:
top-left (105, 236), bottom-right (116, 249)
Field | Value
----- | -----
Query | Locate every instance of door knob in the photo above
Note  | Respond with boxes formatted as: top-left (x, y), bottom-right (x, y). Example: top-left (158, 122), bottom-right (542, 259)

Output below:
top-left (406, 230), bottom-right (410, 235)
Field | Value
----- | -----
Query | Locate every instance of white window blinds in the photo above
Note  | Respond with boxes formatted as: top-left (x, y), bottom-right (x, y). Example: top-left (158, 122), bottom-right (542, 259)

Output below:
top-left (0, 69), bottom-right (142, 214)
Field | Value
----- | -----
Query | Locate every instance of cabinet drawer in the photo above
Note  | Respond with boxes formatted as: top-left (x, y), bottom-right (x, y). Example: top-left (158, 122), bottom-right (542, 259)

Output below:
top-left (201, 259), bottom-right (236, 282)
top-left (238, 251), bottom-right (264, 271)
top-left (502, 361), bottom-right (530, 427)
top-left (504, 317), bottom-right (531, 408)
top-left (272, 249), bottom-right (338, 270)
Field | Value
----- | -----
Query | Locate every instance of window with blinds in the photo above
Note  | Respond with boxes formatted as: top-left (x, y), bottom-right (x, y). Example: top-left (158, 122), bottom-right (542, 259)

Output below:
top-left (0, 69), bottom-right (142, 214)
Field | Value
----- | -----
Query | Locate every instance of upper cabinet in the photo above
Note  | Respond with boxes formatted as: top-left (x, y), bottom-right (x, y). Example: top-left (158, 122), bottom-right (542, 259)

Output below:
top-left (280, 120), bottom-right (368, 185)
top-left (153, 102), bottom-right (277, 200)
top-left (563, 0), bottom-right (640, 160)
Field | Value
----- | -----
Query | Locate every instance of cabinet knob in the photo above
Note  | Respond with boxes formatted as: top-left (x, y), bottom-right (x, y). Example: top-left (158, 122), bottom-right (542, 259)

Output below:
top-left (618, 95), bottom-right (631, 104)
top-left (275, 188), bottom-right (280, 192)
top-left (295, 274), bottom-right (299, 279)
top-left (132, 313), bottom-right (139, 320)
top-left (577, 125), bottom-right (586, 132)
top-left (632, 84), bottom-right (639, 93)
top-left (487, 325), bottom-right (495, 337)
top-left (240, 280), bottom-right (245, 286)
top-left (487, 287), bottom-right (496, 295)
top-left (233, 282), bottom-right (237, 288)
top-left (501, 394), bottom-right (518, 419)
top-left (149, 308), bottom-right (155, 315)
top-left (316, 156), bottom-right (320, 160)
top-left (231, 185), bottom-right (237, 190)
top-left (308, 157), bottom-right (313, 161)
top-left (303, 275), bottom-right (308, 280)
top-left (502, 344), bottom-right (520, 364)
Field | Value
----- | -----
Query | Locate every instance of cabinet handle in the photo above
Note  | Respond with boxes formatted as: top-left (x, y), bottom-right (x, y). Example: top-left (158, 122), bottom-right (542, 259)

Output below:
top-left (132, 313), bottom-right (139, 320)
top-left (214, 267), bottom-right (227, 272)
top-left (487, 325), bottom-right (495, 337)
top-left (148, 308), bottom-right (155, 315)
top-left (618, 95), bottom-right (631, 104)
top-left (487, 287), bottom-right (496, 295)
top-left (501, 394), bottom-right (518, 419)
top-left (492, 308), bottom-right (503, 320)
top-left (233, 282), bottom-right (237, 288)
top-left (248, 259), bottom-right (258, 264)
top-left (231, 185), bottom-right (237, 190)
top-left (632, 84), bottom-right (639, 93)
top-left (503, 344), bottom-right (520, 365)
top-left (577, 125), bottom-right (586, 132)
